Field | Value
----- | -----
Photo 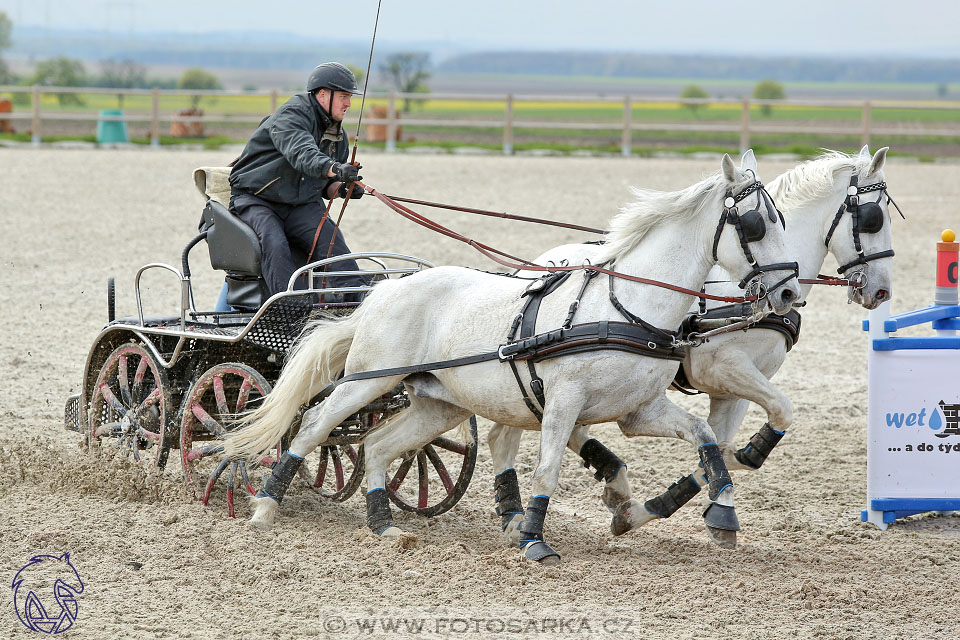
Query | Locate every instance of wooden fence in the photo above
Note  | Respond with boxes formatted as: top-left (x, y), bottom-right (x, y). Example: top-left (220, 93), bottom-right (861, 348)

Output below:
top-left (1, 85), bottom-right (959, 154)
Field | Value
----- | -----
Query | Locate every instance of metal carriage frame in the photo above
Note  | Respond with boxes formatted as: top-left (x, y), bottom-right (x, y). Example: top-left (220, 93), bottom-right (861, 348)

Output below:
top-left (65, 245), bottom-right (479, 519)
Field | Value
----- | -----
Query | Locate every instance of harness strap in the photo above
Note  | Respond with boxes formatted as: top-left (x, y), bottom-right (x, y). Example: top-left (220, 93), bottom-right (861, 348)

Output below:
top-left (607, 274), bottom-right (678, 341)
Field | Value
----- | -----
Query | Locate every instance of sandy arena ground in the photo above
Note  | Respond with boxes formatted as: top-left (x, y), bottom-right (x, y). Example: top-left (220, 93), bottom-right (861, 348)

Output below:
top-left (1, 148), bottom-right (959, 639)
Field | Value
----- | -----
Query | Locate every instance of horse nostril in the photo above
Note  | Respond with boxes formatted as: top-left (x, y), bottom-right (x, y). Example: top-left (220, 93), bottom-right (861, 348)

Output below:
top-left (875, 289), bottom-right (888, 301)
top-left (780, 288), bottom-right (796, 304)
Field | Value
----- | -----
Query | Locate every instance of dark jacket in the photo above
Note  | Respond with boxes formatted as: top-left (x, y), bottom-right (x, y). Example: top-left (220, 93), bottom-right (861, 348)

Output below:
top-left (229, 92), bottom-right (348, 205)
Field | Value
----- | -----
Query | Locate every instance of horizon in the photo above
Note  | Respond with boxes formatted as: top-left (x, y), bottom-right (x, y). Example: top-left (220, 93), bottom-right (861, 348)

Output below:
top-left (2, 0), bottom-right (959, 59)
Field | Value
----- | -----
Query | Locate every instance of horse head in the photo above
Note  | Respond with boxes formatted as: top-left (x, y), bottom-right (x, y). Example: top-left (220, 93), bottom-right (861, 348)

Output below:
top-left (832, 145), bottom-right (894, 309)
top-left (713, 151), bottom-right (802, 315)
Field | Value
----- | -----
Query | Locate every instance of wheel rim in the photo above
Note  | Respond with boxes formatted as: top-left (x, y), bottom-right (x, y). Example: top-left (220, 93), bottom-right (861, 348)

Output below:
top-left (386, 416), bottom-right (478, 517)
top-left (89, 342), bottom-right (170, 465)
top-left (179, 363), bottom-right (273, 518)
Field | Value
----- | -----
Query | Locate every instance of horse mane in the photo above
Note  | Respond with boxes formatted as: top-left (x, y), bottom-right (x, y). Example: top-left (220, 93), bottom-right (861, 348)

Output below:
top-left (597, 168), bottom-right (753, 266)
top-left (767, 150), bottom-right (875, 213)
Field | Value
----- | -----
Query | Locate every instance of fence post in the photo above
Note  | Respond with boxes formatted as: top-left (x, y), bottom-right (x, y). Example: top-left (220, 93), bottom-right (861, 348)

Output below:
top-left (31, 85), bottom-right (41, 146)
top-left (150, 88), bottom-right (160, 147)
top-left (503, 94), bottom-right (514, 155)
top-left (739, 98), bottom-right (751, 152)
top-left (386, 92), bottom-right (397, 153)
top-left (270, 90), bottom-right (278, 114)
top-left (621, 95), bottom-right (632, 157)
top-left (861, 100), bottom-right (872, 148)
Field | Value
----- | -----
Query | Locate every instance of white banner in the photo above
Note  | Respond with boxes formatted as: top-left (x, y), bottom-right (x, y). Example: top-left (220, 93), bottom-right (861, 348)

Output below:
top-left (867, 349), bottom-right (960, 500)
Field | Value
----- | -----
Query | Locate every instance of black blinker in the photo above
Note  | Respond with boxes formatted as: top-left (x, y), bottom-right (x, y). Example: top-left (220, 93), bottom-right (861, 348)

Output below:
top-left (856, 201), bottom-right (884, 234)
top-left (738, 209), bottom-right (766, 243)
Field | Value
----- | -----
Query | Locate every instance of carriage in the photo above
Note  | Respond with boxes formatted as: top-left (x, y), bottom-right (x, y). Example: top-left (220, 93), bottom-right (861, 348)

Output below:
top-left (62, 194), bottom-right (479, 519)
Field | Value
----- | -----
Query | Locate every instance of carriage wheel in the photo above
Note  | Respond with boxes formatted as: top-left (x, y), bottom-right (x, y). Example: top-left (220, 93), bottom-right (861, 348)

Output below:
top-left (88, 342), bottom-right (172, 466)
top-left (385, 416), bottom-right (478, 517)
top-left (179, 363), bottom-right (275, 518)
top-left (297, 442), bottom-right (365, 502)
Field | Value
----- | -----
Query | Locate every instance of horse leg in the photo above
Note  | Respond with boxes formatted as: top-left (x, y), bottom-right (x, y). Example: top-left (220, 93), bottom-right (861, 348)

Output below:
top-left (689, 345), bottom-right (792, 467)
top-left (249, 377), bottom-right (403, 531)
top-left (566, 425), bottom-right (632, 513)
top-left (517, 396), bottom-right (583, 566)
top-left (708, 396), bottom-right (754, 471)
top-left (362, 395), bottom-right (473, 537)
top-left (611, 395), bottom-right (739, 549)
top-left (487, 423), bottom-right (526, 545)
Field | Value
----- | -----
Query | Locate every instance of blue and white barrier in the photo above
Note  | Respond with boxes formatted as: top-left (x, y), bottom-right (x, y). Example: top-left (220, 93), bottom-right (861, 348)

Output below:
top-left (861, 230), bottom-right (960, 529)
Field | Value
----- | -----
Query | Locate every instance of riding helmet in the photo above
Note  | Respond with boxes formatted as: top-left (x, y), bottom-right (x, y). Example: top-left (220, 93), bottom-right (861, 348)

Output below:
top-left (306, 63), bottom-right (363, 95)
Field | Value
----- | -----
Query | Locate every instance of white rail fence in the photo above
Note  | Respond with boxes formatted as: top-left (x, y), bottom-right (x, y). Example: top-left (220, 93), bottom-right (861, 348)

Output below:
top-left (1, 85), bottom-right (958, 155)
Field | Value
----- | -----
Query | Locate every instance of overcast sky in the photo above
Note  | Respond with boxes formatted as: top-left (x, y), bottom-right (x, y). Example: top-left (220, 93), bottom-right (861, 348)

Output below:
top-left (2, 0), bottom-right (958, 58)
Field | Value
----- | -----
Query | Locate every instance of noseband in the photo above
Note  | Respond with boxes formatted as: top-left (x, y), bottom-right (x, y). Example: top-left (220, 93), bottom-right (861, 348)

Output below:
top-left (711, 178), bottom-right (799, 291)
top-left (824, 174), bottom-right (902, 275)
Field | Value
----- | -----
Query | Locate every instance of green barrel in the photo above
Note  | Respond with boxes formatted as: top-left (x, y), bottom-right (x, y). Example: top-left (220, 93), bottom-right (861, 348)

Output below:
top-left (96, 109), bottom-right (129, 144)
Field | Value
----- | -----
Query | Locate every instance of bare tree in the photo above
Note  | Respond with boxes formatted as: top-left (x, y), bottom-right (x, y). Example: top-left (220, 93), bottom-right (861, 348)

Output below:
top-left (379, 52), bottom-right (431, 112)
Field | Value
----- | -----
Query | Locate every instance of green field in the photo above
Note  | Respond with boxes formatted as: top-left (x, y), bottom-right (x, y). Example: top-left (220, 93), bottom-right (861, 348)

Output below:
top-left (3, 88), bottom-right (959, 157)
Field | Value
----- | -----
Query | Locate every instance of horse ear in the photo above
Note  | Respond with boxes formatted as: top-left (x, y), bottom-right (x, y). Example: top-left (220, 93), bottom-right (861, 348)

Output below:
top-left (721, 153), bottom-right (737, 183)
top-left (740, 149), bottom-right (757, 173)
top-left (868, 147), bottom-right (889, 175)
top-left (859, 144), bottom-right (871, 159)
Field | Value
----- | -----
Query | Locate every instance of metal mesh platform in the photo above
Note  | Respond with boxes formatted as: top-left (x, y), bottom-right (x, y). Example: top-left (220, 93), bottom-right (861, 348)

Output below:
top-left (64, 393), bottom-right (82, 432)
top-left (242, 297), bottom-right (315, 354)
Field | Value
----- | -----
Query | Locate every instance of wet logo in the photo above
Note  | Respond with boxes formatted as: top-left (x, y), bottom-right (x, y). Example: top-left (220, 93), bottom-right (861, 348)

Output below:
top-left (11, 553), bottom-right (84, 634)
top-left (885, 400), bottom-right (960, 438)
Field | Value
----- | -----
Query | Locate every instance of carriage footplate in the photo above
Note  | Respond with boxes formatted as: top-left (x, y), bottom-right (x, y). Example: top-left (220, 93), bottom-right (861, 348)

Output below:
top-left (734, 423), bottom-right (785, 470)
top-left (518, 496), bottom-right (560, 563)
top-left (643, 474), bottom-right (701, 519)
top-left (64, 394), bottom-right (82, 432)
top-left (259, 451), bottom-right (304, 504)
top-left (366, 488), bottom-right (396, 536)
top-left (579, 439), bottom-right (626, 483)
top-left (494, 469), bottom-right (523, 532)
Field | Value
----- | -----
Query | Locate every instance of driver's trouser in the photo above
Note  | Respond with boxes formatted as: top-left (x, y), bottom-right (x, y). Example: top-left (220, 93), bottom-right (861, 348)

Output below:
top-left (231, 192), bottom-right (367, 297)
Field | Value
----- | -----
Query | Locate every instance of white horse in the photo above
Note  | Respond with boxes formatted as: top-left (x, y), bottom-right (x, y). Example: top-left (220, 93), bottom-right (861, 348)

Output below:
top-left (224, 153), bottom-right (802, 564)
top-left (488, 146), bottom-right (895, 548)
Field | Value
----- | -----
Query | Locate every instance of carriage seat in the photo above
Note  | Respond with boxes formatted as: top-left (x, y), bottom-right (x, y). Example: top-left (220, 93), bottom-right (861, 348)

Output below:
top-left (200, 199), bottom-right (267, 310)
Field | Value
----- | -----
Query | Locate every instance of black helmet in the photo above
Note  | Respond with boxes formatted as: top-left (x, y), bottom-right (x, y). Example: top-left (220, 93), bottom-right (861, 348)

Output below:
top-left (306, 62), bottom-right (362, 95)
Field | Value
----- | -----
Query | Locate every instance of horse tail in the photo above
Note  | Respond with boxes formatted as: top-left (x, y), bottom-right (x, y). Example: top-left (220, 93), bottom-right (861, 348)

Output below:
top-left (224, 306), bottom-right (368, 461)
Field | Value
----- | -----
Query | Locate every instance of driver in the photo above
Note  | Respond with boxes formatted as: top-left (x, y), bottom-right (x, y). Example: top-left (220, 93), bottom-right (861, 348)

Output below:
top-left (228, 62), bottom-right (368, 298)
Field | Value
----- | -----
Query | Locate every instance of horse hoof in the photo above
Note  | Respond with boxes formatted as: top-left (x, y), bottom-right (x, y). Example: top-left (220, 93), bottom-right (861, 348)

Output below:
top-left (610, 499), bottom-right (655, 536)
top-left (248, 496), bottom-right (277, 530)
top-left (601, 486), bottom-right (630, 513)
top-left (706, 525), bottom-right (738, 549)
top-left (522, 541), bottom-right (561, 565)
top-left (501, 514), bottom-right (523, 547)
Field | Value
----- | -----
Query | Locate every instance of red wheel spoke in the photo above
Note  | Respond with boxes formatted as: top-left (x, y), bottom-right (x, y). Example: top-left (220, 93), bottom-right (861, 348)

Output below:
top-left (389, 455), bottom-right (415, 492)
top-left (430, 436), bottom-right (468, 456)
top-left (344, 444), bottom-right (359, 464)
top-left (240, 465), bottom-right (255, 496)
top-left (191, 404), bottom-right (223, 435)
top-left (213, 376), bottom-right (229, 416)
top-left (132, 356), bottom-right (149, 398)
top-left (313, 447), bottom-right (330, 488)
top-left (331, 447), bottom-right (345, 490)
top-left (137, 387), bottom-right (162, 412)
top-left (227, 463), bottom-right (237, 518)
top-left (201, 457), bottom-right (230, 506)
top-left (423, 445), bottom-right (454, 494)
top-left (118, 355), bottom-right (132, 406)
top-left (136, 426), bottom-right (162, 444)
top-left (236, 378), bottom-right (254, 413)
top-left (416, 451), bottom-right (428, 508)
top-left (98, 384), bottom-right (126, 416)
